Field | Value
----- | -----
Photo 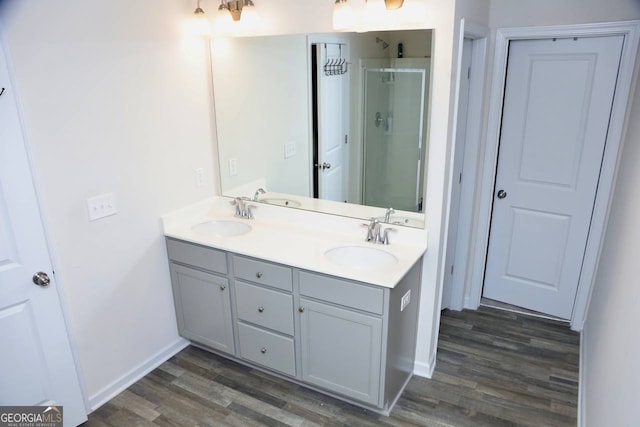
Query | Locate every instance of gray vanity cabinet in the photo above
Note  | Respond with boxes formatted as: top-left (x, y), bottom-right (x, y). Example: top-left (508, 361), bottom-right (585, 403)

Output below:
top-left (232, 254), bottom-right (296, 376)
top-left (166, 237), bottom-right (423, 415)
top-left (299, 297), bottom-right (383, 405)
top-left (167, 239), bottom-right (234, 354)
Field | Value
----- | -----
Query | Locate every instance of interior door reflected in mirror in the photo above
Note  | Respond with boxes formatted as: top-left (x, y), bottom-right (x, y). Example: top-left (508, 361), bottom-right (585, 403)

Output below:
top-left (210, 30), bottom-right (432, 228)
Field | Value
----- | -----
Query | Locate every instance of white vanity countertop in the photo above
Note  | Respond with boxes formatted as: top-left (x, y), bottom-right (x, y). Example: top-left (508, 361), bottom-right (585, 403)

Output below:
top-left (162, 197), bottom-right (428, 288)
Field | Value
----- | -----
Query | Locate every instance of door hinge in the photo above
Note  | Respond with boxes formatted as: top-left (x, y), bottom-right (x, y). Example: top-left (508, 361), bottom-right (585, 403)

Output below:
top-left (344, 135), bottom-right (348, 144)
top-left (450, 265), bottom-right (454, 275)
top-left (459, 172), bottom-right (462, 184)
top-left (467, 66), bottom-right (471, 80)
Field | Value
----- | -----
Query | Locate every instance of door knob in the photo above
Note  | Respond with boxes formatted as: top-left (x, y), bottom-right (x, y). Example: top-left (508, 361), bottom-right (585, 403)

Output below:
top-left (32, 272), bottom-right (50, 287)
top-left (322, 162), bottom-right (331, 170)
top-left (497, 189), bottom-right (507, 199)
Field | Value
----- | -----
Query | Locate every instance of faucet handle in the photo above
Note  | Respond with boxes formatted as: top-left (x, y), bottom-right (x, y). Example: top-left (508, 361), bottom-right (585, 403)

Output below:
top-left (381, 227), bottom-right (396, 245)
top-left (246, 204), bottom-right (256, 219)
top-left (363, 218), bottom-right (379, 242)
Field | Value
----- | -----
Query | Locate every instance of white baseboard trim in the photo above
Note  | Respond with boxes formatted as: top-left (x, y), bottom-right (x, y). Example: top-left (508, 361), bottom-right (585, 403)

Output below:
top-left (578, 329), bottom-right (586, 427)
top-left (413, 353), bottom-right (436, 378)
top-left (88, 337), bottom-right (189, 412)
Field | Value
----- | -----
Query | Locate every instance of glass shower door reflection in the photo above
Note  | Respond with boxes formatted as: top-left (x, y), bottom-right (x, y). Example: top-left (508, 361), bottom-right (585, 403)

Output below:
top-left (362, 67), bottom-right (426, 212)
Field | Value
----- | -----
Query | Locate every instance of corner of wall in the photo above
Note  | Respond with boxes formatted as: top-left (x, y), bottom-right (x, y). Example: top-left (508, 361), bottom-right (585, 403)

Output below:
top-left (578, 327), bottom-right (587, 427)
top-left (413, 351), bottom-right (436, 378)
top-left (88, 338), bottom-right (189, 413)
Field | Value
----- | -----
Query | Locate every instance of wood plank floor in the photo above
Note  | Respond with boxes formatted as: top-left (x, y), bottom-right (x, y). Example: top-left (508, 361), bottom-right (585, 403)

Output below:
top-left (84, 307), bottom-right (579, 427)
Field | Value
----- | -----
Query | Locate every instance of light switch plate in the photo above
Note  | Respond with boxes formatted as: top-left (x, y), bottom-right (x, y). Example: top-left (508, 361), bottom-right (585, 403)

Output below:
top-left (284, 142), bottom-right (297, 159)
top-left (229, 158), bottom-right (238, 176)
top-left (195, 168), bottom-right (205, 187)
top-left (87, 193), bottom-right (117, 221)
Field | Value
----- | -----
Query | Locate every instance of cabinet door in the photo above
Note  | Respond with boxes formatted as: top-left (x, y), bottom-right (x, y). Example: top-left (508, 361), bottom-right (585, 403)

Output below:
top-left (299, 298), bottom-right (382, 406)
top-left (170, 263), bottom-right (234, 354)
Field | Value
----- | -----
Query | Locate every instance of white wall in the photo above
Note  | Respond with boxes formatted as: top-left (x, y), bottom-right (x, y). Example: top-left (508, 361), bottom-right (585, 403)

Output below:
top-left (212, 35), bottom-right (310, 197)
top-left (1, 0), bottom-right (217, 408)
top-left (583, 76), bottom-right (640, 426)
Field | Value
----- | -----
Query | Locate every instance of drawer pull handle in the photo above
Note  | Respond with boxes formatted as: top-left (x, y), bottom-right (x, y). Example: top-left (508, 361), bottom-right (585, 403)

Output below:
top-left (220, 285), bottom-right (226, 291)
top-left (260, 347), bottom-right (267, 354)
top-left (258, 306), bottom-right (265, 313)
top-left (298, 306), bottom-right (304, 313)
top-left (256, 272), bottom-right (263, 279)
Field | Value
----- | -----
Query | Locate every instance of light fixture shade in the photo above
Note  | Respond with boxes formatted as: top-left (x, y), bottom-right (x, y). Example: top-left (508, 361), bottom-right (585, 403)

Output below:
top-left (363, 0), bottom-right (386, 28)
top-left (239, 0), bottom-right (260, 31)
top-left (214, 4), bottom-right (235, 35)
top-left (192, 8), bottom-right (211, 37)
top-left (400, 0), bottom-right (426, 23)
top-left (333, 0), bottom-right (355, 31)
top-left (384, 0), bottom-right (404, 10)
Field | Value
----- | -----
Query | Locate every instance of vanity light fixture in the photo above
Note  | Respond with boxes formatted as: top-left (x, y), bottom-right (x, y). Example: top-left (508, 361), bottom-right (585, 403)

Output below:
top-left (384, 0), bottom-right (405, 9)
top-left (333, 0), bottom-right (425, 31)
top-left (333, 0), bottom-right (355, 31)
top-left (192, 0), bottom-right (211, 36)
top-left (217, 0), bottom-right (257, 22)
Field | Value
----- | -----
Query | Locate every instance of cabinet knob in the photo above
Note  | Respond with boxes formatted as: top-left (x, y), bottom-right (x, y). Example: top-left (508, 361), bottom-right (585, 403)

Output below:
top-left (298, 306), bottom-right (304, 313)
top-left (258, 306), bottom-right (265, 313)
top-left (256, 272), bottom-right (263, 279)
top-left (260, 347), bottom-right (267, 354)
top-left (220, 284), bottom-right (226, 291)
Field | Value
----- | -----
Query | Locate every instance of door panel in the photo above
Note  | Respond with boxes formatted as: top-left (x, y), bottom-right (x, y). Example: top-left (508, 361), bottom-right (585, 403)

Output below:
top-left (483, 36), bottom-right (624, 318)
top-left (299, 298), bottom-right (382, 406)
top-left (317, 43), bottom-right (347, 202)
top-left (0, 42), bottom-right (86, 423)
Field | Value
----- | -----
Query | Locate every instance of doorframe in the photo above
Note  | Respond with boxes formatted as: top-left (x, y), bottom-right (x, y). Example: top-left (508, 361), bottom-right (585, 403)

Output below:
top-left (467, 21), bottom-right (640, 330)
top-left (442, 19), bottom-right (489, 310)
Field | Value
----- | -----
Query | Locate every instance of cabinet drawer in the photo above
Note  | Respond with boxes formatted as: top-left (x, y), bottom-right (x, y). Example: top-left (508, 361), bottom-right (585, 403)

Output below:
top-left (166, 238), bottom-right (227, 274)
top-left (237, 323), bottom-right (296, 376)
top-left (299, 271), bottom-right (384, 315)
top-left (233, 255), bottom-right (292, 291)
top-left (235, 281), bottom-right (294, 335)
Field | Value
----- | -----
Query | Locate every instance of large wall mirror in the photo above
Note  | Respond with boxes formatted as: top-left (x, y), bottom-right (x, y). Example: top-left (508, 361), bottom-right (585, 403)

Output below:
top-left (211, 29), bottom-right (432, 228)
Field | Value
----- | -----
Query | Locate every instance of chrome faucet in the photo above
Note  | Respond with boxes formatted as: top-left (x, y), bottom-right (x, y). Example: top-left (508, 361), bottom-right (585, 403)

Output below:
top-left (384, 207), bottom-right (396, 223)
top-left (253, 188), bottom-right (266, 201)
top-left (231, 196), bottom-right (255, 219)
top-left (365, 218), bottom-right (395, 245)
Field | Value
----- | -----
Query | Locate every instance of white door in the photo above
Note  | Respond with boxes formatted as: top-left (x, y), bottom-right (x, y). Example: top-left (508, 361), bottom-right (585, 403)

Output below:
top-left (483, 36), bottom-right (624, 319)
top-left (0, 44), bottom-right (86, 425)
top-left (317, 43), bottom-right (347, 202)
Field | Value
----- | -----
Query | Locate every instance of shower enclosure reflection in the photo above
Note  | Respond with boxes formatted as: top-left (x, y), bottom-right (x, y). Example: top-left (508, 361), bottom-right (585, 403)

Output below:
top-left (362, 60), bottom-right (429, 212)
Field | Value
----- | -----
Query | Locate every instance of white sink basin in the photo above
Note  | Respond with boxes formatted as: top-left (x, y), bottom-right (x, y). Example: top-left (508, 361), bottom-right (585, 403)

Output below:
top-left (259, 198), bottom-right (302, 208)
top-left (324, 246), bottom-right (398, 270)
top-left (191, 220), bottom-right (252, 237)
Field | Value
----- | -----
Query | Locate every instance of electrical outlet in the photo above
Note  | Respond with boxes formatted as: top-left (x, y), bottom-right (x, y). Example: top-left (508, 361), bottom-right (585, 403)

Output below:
top-left (195, 168), bottom-right (205, 187)
top-left (284, 142), bottom-right (297, 158)
top-left (229, 158), bottom-right (238, 176)
top-left (400, 290), bottom-right (411, 311)
top-left (87, 193), bottom-right (117, 221)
